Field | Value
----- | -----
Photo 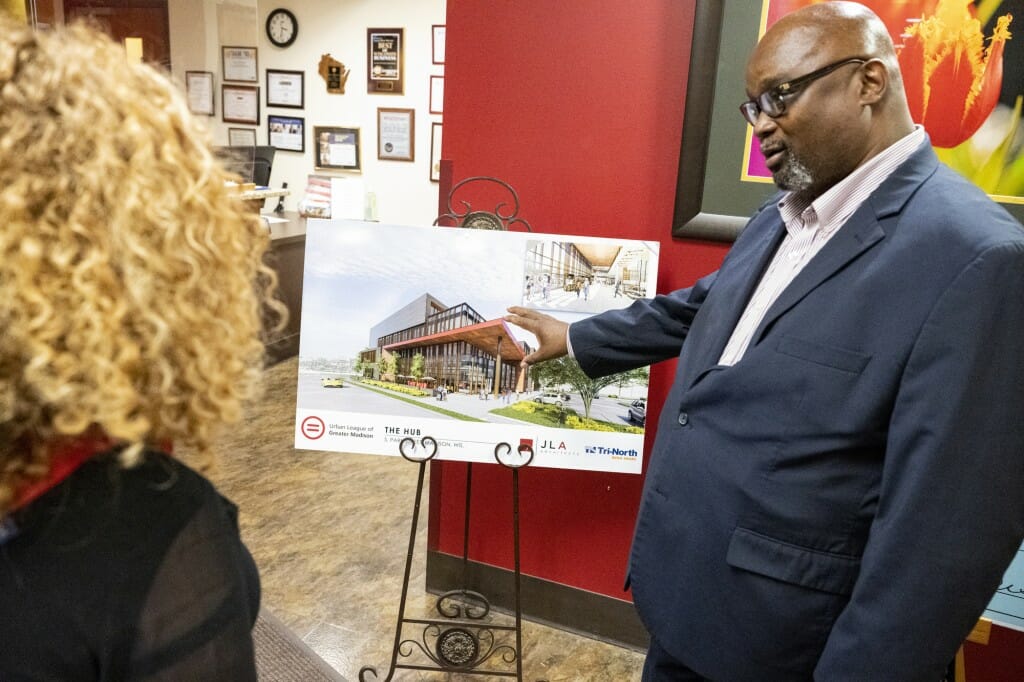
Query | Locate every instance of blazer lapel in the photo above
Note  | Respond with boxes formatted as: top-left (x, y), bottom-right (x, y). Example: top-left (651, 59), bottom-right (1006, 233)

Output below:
top-left (684, 205), bottom-right (786, 382)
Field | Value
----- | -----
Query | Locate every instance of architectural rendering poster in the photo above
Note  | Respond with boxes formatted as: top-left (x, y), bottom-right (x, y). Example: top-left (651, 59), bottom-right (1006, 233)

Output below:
top-left (294, 220), bottom-right (660, 474)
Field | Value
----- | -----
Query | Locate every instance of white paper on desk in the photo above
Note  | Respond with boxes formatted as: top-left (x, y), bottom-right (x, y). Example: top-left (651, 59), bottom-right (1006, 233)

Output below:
top-left (330, 178), bottom-right (364, 220)
top-left (261, 216), bottom-right (289, 224)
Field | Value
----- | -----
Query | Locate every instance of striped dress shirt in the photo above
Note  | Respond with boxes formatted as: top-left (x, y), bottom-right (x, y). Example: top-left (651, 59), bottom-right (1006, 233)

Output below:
top-left (717, 126), bottom-right (926, 366)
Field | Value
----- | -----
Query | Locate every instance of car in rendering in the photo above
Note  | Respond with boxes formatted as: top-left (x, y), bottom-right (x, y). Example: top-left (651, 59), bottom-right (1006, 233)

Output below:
top-left (628, 399), bottom-right (646, 425)
top-left (535, 390), bottom-right (569, 405)
top-left (321, 376), bottom-right (345, 388)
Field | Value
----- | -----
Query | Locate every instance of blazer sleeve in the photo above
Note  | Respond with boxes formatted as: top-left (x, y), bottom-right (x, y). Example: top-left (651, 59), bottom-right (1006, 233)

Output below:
top-left (569, 269), bottom-right (718, 378)
top-left (815, 241), bottom-right (1024, 681)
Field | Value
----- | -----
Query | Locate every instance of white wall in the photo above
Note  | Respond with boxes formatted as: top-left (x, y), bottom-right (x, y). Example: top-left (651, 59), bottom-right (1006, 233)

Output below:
top-left (168, 0), bottom-right (446, 226)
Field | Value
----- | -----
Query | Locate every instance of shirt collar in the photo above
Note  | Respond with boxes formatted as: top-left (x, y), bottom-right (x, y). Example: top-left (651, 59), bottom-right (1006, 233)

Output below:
top-left (777, 125), bottom-right (926, 234)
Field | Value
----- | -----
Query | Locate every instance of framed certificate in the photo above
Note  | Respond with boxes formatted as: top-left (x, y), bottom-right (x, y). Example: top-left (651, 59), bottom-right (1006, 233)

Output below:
top-left (222, 46), bottom-right (258, 82)
top-left (367, 28), bottom-right (404, 94)
top-left (185, 71), bottom-right (214, 116)
top-left (429, 75), bottom-right (444, 115)
top-left (430, 122), bottom-right (442, 182)
top-left (228, 127), bottom-right (257, 147)
top-left (432, 24), bottom-right (446, 65)
top-left (266, 69), bottom-right (304, 109)
top-left (377, 108), bottom-right (414, 162)
top-left (222, 84), bottom-right (259, 125)
top-left (314, 126), bottom-right (361, 172)
top-left (268, 115), bottom-right (305, 153)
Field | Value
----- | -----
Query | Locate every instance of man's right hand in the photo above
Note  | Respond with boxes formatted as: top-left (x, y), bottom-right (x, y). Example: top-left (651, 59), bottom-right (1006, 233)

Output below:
top-left (504, 306), bottom-right (569, 367)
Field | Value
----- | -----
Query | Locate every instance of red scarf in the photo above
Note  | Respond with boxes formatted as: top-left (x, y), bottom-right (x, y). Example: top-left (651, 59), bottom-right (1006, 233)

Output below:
top-left (11, 434), bottom-right (116, 513)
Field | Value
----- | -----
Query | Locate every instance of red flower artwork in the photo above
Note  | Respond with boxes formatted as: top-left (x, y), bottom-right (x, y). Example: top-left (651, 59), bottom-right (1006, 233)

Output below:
top-left (764, 0), bottom-right (1013, 148)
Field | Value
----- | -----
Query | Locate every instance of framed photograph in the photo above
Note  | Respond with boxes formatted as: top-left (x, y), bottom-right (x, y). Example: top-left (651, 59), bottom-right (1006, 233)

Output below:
top-left (222, 46), bottom-right (258, 82)
top-left (432, 24), bottom-right (446, 65)
top-left (377, 108), bottom-right (414, 162)
top-left (185, 70), bottom-right (214, 116)
top-left (266, 69), bottom-right (304, 109)
top-left (367, 28), bottom-right (404, 94)
top-left (228, 127), bottom-right (257, 147)
top-left (268, 115), bottom-right (305, 153)
top-left (429, 75), bottom-right (444, 115)
top-left (222, 84), bottom-right (259, 125)
top-left (430, 122), bottom-right (443, 183)
top-left (314, 126), bottom-right (361, 172)
top-left (673, 0), bottom-right (1024, 241)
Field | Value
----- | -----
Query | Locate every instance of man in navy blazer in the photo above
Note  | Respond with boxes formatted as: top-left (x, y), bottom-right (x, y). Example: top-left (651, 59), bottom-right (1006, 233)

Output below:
top-left (507, 3), bottom-right (1024, 680)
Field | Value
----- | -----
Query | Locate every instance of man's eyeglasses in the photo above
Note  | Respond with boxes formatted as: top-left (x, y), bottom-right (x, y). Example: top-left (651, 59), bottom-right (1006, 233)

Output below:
top-left (739, 57), bottom-right (867, 126)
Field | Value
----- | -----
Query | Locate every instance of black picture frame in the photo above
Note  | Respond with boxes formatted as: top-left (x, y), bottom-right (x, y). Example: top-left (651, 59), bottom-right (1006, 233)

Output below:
top-left (268, 114), bottom-right (305, 153)
top-left (672, 1), bottom-right (770, 242)
top-left (672, 0), bottom-right (1024, 242)
top-left (266, 69), bottom-right (305, 109)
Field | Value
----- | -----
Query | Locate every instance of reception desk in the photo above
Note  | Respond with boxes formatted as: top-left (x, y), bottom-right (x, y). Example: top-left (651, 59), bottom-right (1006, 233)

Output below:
top-left (263, 211), bottom-right (306, 363)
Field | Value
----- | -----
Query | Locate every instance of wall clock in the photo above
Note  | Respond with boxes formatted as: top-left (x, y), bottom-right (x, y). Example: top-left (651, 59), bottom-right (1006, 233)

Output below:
top-left (266, 8), bottom-right (298, 48)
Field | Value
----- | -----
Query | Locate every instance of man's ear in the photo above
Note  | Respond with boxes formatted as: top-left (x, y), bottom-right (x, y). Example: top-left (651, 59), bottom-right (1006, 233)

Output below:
top-left (859, 59), bottom-right (887, 105)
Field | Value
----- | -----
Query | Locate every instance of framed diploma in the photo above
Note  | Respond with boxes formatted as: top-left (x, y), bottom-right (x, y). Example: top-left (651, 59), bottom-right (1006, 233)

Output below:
top-left (430, 122), bottom-right (442, 182)
top-left (429, 75), bottom-right (444, 115)
top-left (222, 46), bottom-right (258, 82)
top-left (228, 127), bottom-right (257, 147)
top-left (185, 71), bottom-right (215, 116)
top-left (432, 24), bottom-right (446, 65)
top-left (367, 28), bottom-right (404, 94)
top-left (314, 126), bottom-right (361, 172)
top-left (268, 115), bottom-right (305, 153)
top-left (266, 69), bottom-right (304, 109)
top-left (222, 84), bottom-right (260, 125)
top-left (377, 108), bottom-right (414, 162)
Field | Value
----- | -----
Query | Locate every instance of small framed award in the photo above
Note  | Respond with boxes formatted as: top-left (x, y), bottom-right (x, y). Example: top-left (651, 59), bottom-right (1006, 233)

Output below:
top-left (222, 46), bottom-right (258, 82)
top-left (228, 127), bottom-right (257, 147)
top-left (429, 75), bottom-right (444, 115)
top-left (377, 107), bottom-right (414, 162)
top-left (268, 115), bottom-right (305, 153)
top-left (266, 69), bottom-right (304, 109)
top-left (222, 84), bottom-right (260, 125)
top-left (314, 126), bottom-right (361, 172)
top-left (432, 25), bottom-right (445, 65)
top-left (430, 122), bottom-right (442, 182)
top-left (367, 28), bottom-right (404, 94)
top-left (185, 70), bottom-right (215, 116)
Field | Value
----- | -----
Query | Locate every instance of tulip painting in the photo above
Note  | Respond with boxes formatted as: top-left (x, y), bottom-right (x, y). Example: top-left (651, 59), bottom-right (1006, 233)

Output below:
top-left (748, 0), bottom-right (1023, 201)
top-left (899, 0), bottom-right (1011, 148)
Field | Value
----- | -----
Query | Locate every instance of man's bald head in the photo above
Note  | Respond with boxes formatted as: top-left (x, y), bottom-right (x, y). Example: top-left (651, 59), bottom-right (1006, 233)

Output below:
top-left (743, 1), bottom-right (915, 198)
top-left (754, 1), bottom-right (905, 103)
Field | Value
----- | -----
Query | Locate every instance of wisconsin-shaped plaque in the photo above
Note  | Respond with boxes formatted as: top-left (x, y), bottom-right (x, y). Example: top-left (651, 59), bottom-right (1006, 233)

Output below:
top-left (318, 53), bottom-right (350, 94)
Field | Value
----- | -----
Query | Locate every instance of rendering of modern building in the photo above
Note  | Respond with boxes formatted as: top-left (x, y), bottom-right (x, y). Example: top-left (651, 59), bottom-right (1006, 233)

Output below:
top-left (363, 293), bottom-right (532, 395)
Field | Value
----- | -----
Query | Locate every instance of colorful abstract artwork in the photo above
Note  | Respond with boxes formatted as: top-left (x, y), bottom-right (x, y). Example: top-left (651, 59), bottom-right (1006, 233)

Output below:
top-left (744, 0), bottom-right (1023, 206)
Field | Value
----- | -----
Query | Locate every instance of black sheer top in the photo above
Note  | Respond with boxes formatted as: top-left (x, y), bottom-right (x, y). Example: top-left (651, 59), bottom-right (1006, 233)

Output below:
top-left (0, 449), bottom-right (260, 681)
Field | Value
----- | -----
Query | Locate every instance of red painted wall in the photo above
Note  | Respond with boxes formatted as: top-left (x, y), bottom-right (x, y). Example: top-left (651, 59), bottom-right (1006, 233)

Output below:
top-left (430, 0), bottom-right (730, 599)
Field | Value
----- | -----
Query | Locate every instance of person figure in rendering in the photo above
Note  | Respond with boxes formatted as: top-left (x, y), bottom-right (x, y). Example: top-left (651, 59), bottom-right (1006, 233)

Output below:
top-left (506, 3), bottom-right (1024, 680)
top-left (0, 16), bottom-right (283, 680)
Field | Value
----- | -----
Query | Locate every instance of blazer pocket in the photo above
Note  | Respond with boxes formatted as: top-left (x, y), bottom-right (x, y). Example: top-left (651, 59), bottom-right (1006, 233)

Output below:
top-left (726, 527), bottom-right (861, 597)
top-left (775, 335), bottom-right (870, 374)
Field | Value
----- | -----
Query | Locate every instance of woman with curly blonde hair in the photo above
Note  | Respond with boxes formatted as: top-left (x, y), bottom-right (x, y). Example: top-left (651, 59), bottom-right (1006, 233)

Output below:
top-left (0, 15), bottom-right (282, 680)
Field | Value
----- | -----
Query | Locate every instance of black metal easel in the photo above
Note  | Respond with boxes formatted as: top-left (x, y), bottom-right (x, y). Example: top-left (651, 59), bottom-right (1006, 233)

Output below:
top-left (359, 438), bottom-right (533, 681)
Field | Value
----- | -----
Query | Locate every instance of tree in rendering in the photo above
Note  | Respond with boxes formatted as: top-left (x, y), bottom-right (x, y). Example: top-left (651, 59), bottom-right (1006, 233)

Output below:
top-left (532, 356), bottom-right (643, 420)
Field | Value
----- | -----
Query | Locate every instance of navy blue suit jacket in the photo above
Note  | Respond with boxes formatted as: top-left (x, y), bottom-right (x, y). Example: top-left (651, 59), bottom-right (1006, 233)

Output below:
top-left (570, 143), bottom-right (1024, 681)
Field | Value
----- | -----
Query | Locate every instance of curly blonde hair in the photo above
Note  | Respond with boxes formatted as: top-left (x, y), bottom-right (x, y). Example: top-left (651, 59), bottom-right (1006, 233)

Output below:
top-left (0, 16), bottom-right (283, 514)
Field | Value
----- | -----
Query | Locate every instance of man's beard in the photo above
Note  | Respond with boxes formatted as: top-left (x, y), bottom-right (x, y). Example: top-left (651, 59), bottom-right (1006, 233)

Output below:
top-left (772, 153), bottom-right (814, 192)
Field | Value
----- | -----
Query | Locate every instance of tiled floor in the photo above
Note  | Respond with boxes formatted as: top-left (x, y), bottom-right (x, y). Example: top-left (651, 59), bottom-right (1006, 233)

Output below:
top-left (198, 357), bottom-right (646, 681)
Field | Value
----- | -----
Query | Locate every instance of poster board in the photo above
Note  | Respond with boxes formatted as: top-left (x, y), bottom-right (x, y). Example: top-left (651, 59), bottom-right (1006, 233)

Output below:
top-left (984, 546), bottom-right (1024, 631)
top-left (293, 221), bottom-right (659, 474)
